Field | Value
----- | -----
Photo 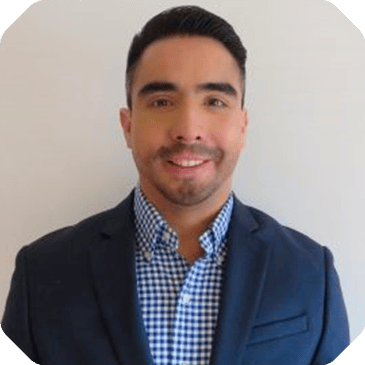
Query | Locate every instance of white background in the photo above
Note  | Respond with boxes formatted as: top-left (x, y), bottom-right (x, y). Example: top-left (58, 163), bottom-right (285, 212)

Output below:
top-left (1, 0), bottom-right (364, 364)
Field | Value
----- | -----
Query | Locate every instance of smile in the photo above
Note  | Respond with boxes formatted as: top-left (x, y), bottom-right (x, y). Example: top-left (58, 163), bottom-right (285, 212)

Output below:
top-left (168, 160), bottom-right (205, 167)
top-left (164, 160), bottom-right (212, 178)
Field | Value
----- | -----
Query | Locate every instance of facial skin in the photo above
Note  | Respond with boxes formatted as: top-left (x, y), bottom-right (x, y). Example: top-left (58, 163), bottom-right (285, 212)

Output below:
top-left (120, 36), bottom-right (248, 242)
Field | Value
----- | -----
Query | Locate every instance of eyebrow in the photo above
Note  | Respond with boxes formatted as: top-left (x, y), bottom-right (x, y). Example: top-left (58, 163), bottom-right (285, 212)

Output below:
top-left (138, 82), bottom-right (177, 97)
top-left (137, 81), bottom-right (238, 98)
top-left (196, 82), bottom-right (238, 98)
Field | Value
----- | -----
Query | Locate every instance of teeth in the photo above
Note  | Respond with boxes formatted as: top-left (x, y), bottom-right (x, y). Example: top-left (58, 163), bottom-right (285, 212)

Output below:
top-left (175, 160), bottom-right (204, 167)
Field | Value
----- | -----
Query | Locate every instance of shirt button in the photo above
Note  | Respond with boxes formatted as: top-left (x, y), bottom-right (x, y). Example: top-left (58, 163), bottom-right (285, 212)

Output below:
top-left (163, 231), bottom-right (171, 241)
top-left (183, 294), bottom-right (192, 303)
top-left (217, 255), bottom-right (225, 265)
top-left (145, 251), bottom-right (152, 260)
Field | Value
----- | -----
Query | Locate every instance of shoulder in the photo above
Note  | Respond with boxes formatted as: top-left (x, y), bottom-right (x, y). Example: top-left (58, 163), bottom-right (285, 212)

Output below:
top-left (20, 191), bottom-right (135, 263)
top-left (233, 198), bottom-right (328, 269)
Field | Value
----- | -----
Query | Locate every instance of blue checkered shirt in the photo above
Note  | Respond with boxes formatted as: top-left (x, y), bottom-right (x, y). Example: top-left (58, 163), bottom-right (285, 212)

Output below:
top-left (133, 183), bottom-right (234, 365)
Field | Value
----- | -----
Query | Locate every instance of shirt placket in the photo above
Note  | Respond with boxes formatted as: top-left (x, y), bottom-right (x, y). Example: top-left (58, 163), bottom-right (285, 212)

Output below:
top-left (171, 262), bottom-right (206, 365)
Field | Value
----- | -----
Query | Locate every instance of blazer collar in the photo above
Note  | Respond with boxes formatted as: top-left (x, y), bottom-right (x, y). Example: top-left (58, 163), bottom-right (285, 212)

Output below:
top-left (88, 189), bottom-right (271, 365)
top-left (210, 195), bottom-right (272, 365)
top-left (88, 190), bottom-right (154, 365)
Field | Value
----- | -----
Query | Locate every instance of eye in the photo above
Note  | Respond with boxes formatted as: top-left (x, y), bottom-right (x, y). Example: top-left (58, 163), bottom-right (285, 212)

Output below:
top-left (207, 98), bottom-right (227, 108)
top-left (149, 98), bottom-right (172, 108)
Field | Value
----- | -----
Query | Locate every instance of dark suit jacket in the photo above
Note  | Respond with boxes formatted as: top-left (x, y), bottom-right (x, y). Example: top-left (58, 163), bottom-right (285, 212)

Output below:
top-left (1, 189), bottom-right (350, 364)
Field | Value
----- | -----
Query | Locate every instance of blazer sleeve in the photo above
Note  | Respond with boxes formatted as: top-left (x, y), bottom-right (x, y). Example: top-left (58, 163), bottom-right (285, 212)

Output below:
top-left (1, 246), bottom-right (41, 364)
top-left (312, 246), bottom-right (350, 364)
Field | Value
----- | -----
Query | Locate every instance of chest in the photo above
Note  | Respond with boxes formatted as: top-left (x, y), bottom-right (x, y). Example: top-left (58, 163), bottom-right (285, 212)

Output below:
top-left (135, 247), bottom-right (225, 365)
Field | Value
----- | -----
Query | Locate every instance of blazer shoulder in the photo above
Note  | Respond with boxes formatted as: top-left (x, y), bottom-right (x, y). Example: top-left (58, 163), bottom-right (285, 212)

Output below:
top-left (239, 202), bottom-right (326, 262)
top-left (23, 191), bottom-right (134, 260)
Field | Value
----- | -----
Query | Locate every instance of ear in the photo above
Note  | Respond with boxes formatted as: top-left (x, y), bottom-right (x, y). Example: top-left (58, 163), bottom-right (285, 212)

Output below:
top-left (119, 107), bottom-right (133, 149)
top-left (240, 108), bottom-right (249, 149)
top-left (242, 108), bottom-right (248, 130)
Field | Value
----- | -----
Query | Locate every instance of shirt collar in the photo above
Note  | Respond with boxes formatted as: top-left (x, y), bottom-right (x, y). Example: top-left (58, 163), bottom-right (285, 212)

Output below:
top-left (133, 182), bottom-right (234, 264)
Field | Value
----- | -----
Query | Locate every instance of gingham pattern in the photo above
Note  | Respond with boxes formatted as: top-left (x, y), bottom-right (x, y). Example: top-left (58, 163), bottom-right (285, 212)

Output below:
top-left (133, 183), bottom-right (234, 365)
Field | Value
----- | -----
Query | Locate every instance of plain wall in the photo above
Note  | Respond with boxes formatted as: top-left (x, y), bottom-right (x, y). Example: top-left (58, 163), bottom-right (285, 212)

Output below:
top-left (1, 0), bottom-right (364, 343)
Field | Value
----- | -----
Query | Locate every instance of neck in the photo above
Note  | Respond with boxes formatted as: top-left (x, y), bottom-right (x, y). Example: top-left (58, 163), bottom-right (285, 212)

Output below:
top-left (138, 181), bottom-right (231, 241)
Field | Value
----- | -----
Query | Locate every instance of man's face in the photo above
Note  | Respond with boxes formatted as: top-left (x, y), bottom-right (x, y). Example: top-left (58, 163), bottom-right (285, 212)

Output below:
top-left (120, 36), bottom-right (248, 207)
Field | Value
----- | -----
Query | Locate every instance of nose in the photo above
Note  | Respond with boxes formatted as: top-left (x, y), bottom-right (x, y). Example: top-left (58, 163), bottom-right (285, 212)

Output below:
top-left (168, 101), bottom-right (204, 143)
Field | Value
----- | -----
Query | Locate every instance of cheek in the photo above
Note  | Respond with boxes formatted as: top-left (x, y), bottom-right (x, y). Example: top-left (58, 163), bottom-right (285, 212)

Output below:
top-left (131, 120), bottom-right (164, 159)
top-left (132, 112), bottom-right (165, 138)
top-left (215, 121), bottom-right (244, 152)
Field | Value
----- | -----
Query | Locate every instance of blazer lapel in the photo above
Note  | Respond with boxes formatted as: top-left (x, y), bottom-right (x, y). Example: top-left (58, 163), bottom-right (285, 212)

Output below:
top-left (210, 195), bottom-right (272, 365)
top-left (88, 190), bottom-right (153, 365)
top-left (87, 190), bottom-right (271, 365)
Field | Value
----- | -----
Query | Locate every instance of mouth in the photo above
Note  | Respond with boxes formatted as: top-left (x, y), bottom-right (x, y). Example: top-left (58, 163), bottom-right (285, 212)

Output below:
top-left (167, 160), bottom-right (208, 167)
top-left (164, 159), bottom-right (212, 178)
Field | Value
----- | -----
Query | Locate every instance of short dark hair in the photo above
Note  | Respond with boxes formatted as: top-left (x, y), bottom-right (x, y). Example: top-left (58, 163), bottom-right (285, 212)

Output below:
top-left (125, 6), bottom-right (247, 109)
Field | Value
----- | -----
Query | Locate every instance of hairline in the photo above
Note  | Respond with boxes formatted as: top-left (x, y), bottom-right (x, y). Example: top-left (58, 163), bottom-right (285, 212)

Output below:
top-left (126, 34), bottom-right (246, 110)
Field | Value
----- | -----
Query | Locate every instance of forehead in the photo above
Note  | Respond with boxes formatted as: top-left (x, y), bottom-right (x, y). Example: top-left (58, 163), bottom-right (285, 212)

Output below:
top-left (132, 36), bottom-right (242, 95)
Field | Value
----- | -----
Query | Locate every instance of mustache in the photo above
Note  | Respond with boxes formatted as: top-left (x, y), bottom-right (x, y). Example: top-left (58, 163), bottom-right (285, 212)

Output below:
top-left (159, 143), bottom-right (223, 162)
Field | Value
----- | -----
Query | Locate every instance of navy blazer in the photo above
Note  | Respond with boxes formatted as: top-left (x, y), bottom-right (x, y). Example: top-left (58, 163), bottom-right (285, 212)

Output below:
top-left (1, 189), bottom-right (350, 364)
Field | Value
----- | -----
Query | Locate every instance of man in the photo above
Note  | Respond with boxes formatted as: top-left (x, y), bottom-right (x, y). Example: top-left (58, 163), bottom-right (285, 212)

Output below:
top-left (1, 5), bottom-right (349, 365)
